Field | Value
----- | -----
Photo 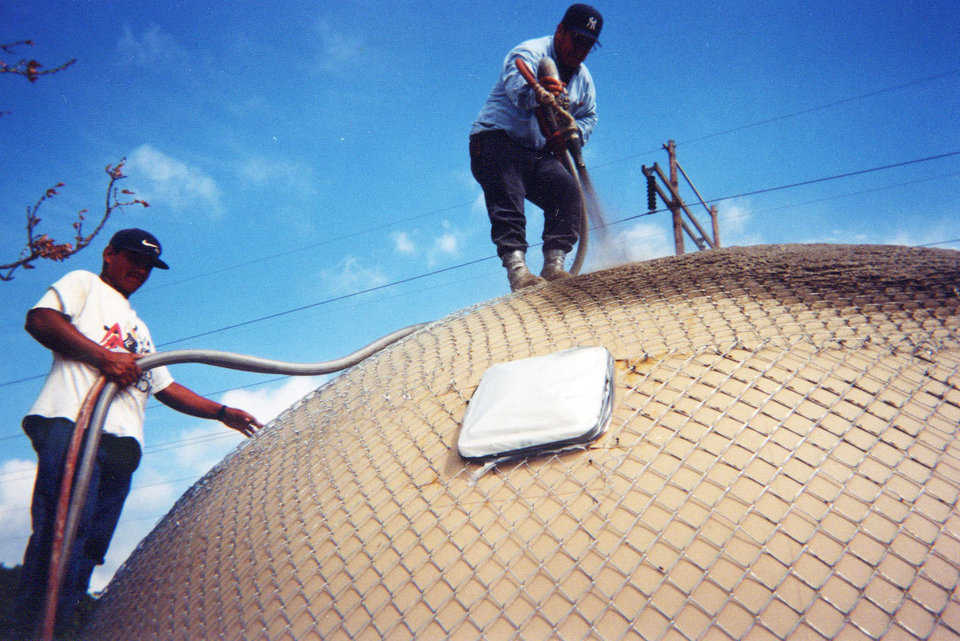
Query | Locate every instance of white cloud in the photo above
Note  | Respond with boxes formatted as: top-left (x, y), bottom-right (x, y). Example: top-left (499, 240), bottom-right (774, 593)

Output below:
top-left (392, 231), bottom-right (415, 255)
top-left (117, 25), bottom-right (186, 68)
top-left (124, 468), bottom-right (178, 514)
top-left (126, 144), bottom-right (223, 215)
top-left (886, 230), bottom-right (921, 246)
top-left (879, 217), bottom-right (955, 248)
top-left (313, 19), bottom-right (366, 73)
top-left (0, 459), bottom-right (36, 566)
top-left (220, 376), bottom-right (326, 425)
top-left (320, 255), bottom-right (388, 294)
top-left (424, 220), bottom-right (466, 267)
top-left (605, 222), bottom-right (674, 265)
top-left (721, 200), bottom-right (751, 236)
top-left (716, 199), bottom-right (764, 246)
top-left (237, 156), bottom-right (318, 196)
top-left (393, 224), bottom-right (464, 263)
top-left (434, 232), bottom-right (458, 255)
top-left (90, 522), bottom-right (151, 592)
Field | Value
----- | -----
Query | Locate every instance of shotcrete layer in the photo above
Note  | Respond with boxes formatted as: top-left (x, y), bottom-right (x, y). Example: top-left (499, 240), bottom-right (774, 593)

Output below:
top-left (85, 244), bottom-right (960, 640)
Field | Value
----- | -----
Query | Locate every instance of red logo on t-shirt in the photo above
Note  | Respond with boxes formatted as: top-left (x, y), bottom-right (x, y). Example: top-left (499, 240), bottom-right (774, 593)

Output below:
top-left (101, 323), bottom-right (126, 351)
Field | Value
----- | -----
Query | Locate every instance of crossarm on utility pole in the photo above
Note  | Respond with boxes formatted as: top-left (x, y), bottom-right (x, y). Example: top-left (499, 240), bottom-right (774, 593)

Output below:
top-left (649, 163), bottom-right (717, 251)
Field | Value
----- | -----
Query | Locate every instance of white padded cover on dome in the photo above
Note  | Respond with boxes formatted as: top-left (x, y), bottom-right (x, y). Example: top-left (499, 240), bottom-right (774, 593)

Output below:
top-left (458, 345), bottom-right (614, 460)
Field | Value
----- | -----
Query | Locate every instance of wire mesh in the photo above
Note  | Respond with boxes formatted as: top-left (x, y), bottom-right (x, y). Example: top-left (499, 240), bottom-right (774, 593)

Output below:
top-left (84, 245), bottom-right (960, 640)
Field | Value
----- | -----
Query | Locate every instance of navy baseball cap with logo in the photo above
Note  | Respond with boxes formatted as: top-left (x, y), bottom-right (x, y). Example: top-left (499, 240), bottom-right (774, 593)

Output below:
top-left (561, 4), bottom-right (603, 45)
top-left (108, 228), bottom-right (170, 269)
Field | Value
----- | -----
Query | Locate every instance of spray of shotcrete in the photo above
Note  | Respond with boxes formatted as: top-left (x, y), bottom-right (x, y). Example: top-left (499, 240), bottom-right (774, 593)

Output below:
top-left (533, 57), bottom-right (627, 272)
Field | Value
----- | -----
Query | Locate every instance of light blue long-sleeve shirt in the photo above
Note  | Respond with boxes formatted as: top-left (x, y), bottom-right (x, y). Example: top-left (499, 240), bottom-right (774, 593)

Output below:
top-left (470, 35), bottom-right (598, 151)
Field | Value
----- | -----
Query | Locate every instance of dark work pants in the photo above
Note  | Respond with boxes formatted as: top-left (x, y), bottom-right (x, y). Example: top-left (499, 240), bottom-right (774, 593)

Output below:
top-left (469, 130), bottom-right (581, 258)
top-left (14, 415), bottom-right (141, 636)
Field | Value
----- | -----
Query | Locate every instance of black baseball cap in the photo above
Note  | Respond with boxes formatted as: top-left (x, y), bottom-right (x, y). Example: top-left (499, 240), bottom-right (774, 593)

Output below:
top-left (561, 4), bottom-right (603, 45)
top-left (108, 228), bottom-right (169, 270)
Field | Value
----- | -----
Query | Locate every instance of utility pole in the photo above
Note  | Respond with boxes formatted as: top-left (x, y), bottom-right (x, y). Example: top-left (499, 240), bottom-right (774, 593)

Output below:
top-left (668, 140), bottom-right (684, 255)
top-left (643, 141), bottom-right (720, 256)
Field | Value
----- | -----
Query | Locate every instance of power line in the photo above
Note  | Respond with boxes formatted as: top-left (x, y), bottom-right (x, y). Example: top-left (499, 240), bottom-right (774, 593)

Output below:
top-left (611, 152), bottom-right (960, 226)
top-left (0, 372), bottom-right (45, 388)
top-left (0, 274), bottom-right (492, 447)
top-left (6, 76), bottom-right (954, 447)
top-left (590, 68), bottom-right (960, 170)
top-left (921, 238), bottom-right (960, 247)
top-left (71, 69), bottom-right (960, 295)
top-left (143, 151), bottom-right (960, 346)
top-left (1, 68), bottom-right (954, 335)
top-left (724, 171), bottom-right (960, 215)
top-left (703, 152), bottom-right (960, 205)
top-left (0, 68), bottom-right (954, 344)
top-left (3, 205), bottom-right (960, 474)
top-left (676, 69), bottom-right (960, 147)
top-left (4, 71), bottom-right (958, 557)
top-left (0, 149), bottom-right (956, 393)
top-left (143, 201), bottom-right (475, 292)
top-left (603, 170), bottom-right (960, 243)
top-left (158, 254), bottom-right (495, 346)
top-left (8, 228), bottom-right (960, 542)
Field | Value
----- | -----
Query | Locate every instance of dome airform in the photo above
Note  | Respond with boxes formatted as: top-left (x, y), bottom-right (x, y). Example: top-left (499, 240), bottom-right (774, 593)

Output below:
top-left (85, 244), bottom-right (960, 640)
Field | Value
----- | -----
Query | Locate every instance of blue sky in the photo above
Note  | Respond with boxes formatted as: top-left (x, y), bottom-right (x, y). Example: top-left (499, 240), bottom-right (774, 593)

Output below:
top-left (1, 0), bottom-right (958, 591)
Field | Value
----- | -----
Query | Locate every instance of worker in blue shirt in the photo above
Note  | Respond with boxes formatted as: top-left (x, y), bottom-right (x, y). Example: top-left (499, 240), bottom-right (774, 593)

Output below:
top-left (470, 4), bottom-right (602, 291)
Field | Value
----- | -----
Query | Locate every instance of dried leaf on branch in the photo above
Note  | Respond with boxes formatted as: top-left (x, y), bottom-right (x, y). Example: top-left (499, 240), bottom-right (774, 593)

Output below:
top-left (1, 161), bottom-right (150, 281)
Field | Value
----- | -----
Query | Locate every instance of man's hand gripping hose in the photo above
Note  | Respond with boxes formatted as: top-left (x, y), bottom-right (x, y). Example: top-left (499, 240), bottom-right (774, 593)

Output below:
top-left (515, 57), bottom-right (591, 275)
top-left (534, 76), bottom-right (580, 156)
top-left (39, 322), bottom-right (428, 641)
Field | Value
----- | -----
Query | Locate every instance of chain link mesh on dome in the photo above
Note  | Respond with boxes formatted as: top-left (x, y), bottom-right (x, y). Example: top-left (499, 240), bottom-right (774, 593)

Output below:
top-left (85, 244), bottom-right (960, 641)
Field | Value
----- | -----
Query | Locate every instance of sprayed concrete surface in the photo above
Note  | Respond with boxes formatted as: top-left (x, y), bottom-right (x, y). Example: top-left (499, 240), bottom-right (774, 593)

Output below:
top-left (84, 244), bottom-right (960, 640)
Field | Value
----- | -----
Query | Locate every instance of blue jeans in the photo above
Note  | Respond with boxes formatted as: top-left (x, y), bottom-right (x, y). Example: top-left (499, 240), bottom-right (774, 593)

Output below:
top-left (14, 415), bottom-right (141, 635)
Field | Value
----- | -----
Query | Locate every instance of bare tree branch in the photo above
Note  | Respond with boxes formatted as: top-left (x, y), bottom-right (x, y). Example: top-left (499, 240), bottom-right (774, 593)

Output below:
top-left (0, 40), bottom-right (76, 84)
top-left (2, 41), bottom-right (151, 281)
top-left (1, 161), bottom-right (150, 281)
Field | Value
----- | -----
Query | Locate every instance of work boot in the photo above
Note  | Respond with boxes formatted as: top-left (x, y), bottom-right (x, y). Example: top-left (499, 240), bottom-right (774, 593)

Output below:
top-left (502, 250), bottom-right (545, 291)
top-left (541, 249), bottom-right (572, 281)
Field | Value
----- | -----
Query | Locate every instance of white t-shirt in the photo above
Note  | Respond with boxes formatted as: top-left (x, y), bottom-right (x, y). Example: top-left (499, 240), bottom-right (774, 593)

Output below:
top-left (28, 270), bottom-right (174, 445)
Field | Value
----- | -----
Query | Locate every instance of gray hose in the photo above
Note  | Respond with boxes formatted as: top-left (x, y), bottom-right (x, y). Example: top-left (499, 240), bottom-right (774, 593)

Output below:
top-left (50, 321), bottom-right (427, 636)
top-left (559, 148), bottom-right (590, 276)
top-left (532, 56), bottom-right (592, 277)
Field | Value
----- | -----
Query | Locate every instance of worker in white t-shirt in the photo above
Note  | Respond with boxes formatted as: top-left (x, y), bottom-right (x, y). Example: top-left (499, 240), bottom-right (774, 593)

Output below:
top-left (11, 228), bottom-right (262, 638)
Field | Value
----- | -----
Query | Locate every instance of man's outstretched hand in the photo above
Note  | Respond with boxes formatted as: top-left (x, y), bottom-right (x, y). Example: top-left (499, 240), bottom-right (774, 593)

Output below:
top-left (219, 407), bottom-right (262, 438)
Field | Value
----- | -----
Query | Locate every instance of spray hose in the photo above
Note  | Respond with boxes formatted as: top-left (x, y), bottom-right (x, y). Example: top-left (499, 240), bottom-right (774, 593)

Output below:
top-left (515, 57), bottom-right (593, 275)
top-left (40, 321), bottom-right (428, 641)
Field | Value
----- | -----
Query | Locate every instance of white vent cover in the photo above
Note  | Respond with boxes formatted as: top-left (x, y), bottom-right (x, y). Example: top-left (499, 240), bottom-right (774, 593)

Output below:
top-left (458, 346), bottom-right (614, 460)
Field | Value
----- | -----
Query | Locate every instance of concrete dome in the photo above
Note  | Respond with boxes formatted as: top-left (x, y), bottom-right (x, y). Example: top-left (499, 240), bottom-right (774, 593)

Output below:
top-left (85, 244), bottom-right (960, 640)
